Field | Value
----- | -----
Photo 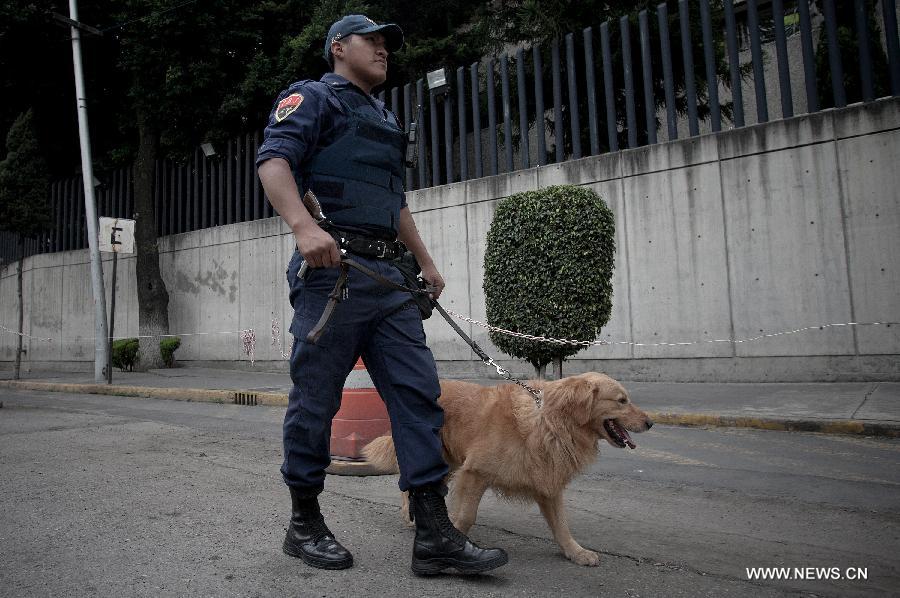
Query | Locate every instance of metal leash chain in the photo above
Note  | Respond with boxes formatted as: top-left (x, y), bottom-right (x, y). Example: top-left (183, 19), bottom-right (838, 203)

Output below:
top-left (430, 301), bottom-right (543, 406)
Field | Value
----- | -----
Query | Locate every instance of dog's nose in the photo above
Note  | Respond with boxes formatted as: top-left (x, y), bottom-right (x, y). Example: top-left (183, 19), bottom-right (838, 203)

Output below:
top-left (645, 418), bottom-right (653, 430)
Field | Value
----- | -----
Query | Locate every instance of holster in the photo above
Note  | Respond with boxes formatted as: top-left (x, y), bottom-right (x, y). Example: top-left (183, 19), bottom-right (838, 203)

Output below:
top-left (392, 251), bottom-right (434, 320)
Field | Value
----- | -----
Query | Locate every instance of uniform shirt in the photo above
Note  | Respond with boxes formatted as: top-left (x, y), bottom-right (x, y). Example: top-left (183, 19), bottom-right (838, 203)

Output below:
top-left (256, 72), bottom-right (408, 216)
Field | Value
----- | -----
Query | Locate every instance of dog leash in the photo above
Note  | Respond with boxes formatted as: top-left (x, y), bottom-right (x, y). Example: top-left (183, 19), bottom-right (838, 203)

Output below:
top-left (309, 256), bottom-right (544, 407)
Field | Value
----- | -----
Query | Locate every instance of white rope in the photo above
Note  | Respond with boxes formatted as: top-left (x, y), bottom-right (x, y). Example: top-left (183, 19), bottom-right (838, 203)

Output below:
top-left (3, 318), bottom-right (897, 361)
top-left (441, 311), bottom-right (897, 348)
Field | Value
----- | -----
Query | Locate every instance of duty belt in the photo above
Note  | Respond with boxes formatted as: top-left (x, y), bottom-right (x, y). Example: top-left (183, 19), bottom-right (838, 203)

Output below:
top-left (334, 230), bottom-right (405, 260)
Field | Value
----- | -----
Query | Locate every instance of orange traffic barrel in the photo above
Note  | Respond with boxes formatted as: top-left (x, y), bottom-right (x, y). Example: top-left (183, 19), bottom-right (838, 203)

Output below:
top-left (329, 358), bottom-right (392, 466)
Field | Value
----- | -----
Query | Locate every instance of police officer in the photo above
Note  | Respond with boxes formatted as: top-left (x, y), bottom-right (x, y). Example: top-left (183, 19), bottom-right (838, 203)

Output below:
top-left (256, 15), bottom-right (508, 575)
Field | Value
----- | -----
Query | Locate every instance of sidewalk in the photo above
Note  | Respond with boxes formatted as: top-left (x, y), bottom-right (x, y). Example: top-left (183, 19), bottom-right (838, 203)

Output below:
top-left (1, 366), bottom-right (898, 437)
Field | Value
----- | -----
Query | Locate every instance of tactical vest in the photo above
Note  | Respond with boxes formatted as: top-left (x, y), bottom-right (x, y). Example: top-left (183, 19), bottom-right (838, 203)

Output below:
top-left (302, 84), bottom-right (406, 237)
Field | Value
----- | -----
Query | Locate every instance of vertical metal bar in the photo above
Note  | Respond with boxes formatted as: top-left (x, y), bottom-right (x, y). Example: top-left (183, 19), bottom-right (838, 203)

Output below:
top-left (430, 87), bottom-right (440, 186)
top-left (154, 160), bottom-right (161, 235)
top-left (679, 0), bottom-right (700, 135)
top-left (404, 83), bottom-right (413, 189)
top-left (226, 140), bottom-right (234, 224)
top-left (245, 134), bottom-right (254, 220)
top-left (583, 27), bottom-right (600, 156)
top-left (884, 0), bottom-right (900, 95)
top-left (444, 95), bottom-right (454, 183)
top-left (621, 16), bottom-right (638, 148)
top-left (516, 48), bottom-right (530, 169)
top-left (391, 86), bottom-right (399, 118)
top-left (855, 0), bottom-right (874, 102)
top-left (200, 151), bottom-right (208, 227)
top-left (52, 182), bottom-right (60, 251)
top-left (471, 63), bottom-right (484, 177)
top-left (551, 39), bottom-right (564, 162)
top-left (772, 0), bottom-right (794, 117)
top-left (255, 131), bottom-right (265, 218)
top-left (823, 0), bottom-right (846, 107)
top-left (747, 0), bottom-right (769, 121)
top-left (63, 179), bottom-right (71, 250)
top-left (175, 165), bottom-right (182, 233)
top-left (501, 54), bottom-right (514, 172)
top-left (658, 4), bottom-right (678, 139)
top-left (75, 180), bottom-right (84, 248)
top-left (724, 0), bottom-right (745, 126)
top-left (168, 160), bottom-right (176, 234)
top-left (190, 150), bottom-right (198, 229)
top-left (601, 21), bottom-right (619, 151)
top-left (798, 0), bottom-right (818, 112)
top-left (565, 33), bottom-right (581, 160)
top-left (115, 169), bottom-right (123, 217)
top-left (416, 79), bottom-right (426, 189)
top-left (533, 46), bottom-right (546, 166)
top-left (457, 67), bottom-right (468, 180)
top-left (639, 11), bottom-right (657, 144)
top-left (700, 0), bottom-right (722, 131)
top-left (218, 142), bottom-right (226, 224)
top-left (487, 59), bottom-right (500, 175)
top-left (232, 137), bottom-right (241, 222)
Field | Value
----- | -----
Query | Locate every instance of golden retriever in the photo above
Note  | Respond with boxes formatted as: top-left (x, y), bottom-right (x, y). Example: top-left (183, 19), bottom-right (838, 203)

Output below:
top-left (363, 372), bottom-right (652, 566)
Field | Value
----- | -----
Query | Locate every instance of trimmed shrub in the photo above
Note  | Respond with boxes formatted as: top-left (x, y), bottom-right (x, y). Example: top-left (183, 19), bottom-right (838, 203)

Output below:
top-left (483, 185), bottom-right (615, 376)
top-left (160, 337), bottom-right (181, 368)
top-left (111, 338), bottom-right (140, 372)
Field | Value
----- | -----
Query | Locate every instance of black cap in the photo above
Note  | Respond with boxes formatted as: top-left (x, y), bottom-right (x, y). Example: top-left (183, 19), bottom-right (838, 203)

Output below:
top-left (324, 15), bottom-right (404, 63)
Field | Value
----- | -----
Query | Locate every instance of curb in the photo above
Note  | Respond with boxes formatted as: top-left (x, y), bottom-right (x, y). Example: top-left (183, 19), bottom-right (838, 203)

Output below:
top-left (0, 380), bottom-right (288, 407)
top-left (647, 411), bottom-right (900, 438)
top-left (3, 380), bottom-right (899, 438)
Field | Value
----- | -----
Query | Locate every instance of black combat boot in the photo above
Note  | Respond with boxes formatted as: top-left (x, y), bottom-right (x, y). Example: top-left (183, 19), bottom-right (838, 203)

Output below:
top-left (282, 487), bottom-right (353, 570)
top-left (408, 484), bottom-right (509, 575)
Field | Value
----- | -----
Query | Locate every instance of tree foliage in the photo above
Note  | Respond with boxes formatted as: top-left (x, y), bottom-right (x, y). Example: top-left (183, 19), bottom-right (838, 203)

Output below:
top-left (483, 185), bottom-right (615, 373)
top-left (0, 110), bottom-right (51, 238)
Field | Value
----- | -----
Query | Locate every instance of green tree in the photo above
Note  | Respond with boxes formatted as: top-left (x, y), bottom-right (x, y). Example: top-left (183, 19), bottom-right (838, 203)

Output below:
top-left (483, 185), bottom-right (615, 379)
top-left (0, 110), bottom-right (52, 379)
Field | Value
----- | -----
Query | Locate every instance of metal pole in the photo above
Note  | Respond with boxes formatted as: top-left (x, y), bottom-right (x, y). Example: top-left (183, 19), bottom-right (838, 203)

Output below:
top-left (107, 250), bottom-right (117, 385)
top-left (68, 0), bottom-right (109, 383)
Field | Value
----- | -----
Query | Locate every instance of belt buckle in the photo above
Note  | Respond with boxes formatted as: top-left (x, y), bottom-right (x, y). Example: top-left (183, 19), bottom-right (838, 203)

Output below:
top-left (376, 241), bottom-right (389, 259)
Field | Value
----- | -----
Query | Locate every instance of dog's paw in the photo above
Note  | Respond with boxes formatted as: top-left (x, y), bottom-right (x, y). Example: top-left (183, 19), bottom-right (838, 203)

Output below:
top-left (567, 547), bottom-right (601, 566)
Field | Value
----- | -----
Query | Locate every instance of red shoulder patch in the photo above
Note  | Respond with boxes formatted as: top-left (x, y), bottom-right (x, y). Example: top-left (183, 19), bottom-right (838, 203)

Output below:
top-left (275, 93), bottom-right (304, 122)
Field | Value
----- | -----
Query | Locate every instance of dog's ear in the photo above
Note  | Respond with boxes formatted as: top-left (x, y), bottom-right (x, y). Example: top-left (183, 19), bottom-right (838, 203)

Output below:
top-left (544, 376), bottom-right (593, 426)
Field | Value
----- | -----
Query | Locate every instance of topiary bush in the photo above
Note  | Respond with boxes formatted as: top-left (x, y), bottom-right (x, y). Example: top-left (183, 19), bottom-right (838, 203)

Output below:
top-left (483, 185), bottom-right (615, 378)
top-left (111, 338), bottom-right (140, 372)
top-left (159, 337), bottom-right (181, 368)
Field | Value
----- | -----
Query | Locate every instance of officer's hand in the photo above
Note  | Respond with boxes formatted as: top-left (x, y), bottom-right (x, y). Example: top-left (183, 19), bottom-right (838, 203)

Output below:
top-left (295, 225), bottom-right (341, 268)
top-left (420, 265), bottom-right (445, 300)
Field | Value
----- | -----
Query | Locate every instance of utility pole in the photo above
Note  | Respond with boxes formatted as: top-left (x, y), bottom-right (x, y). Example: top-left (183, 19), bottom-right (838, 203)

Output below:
top-left (65, 0), bottom-right (109, 382)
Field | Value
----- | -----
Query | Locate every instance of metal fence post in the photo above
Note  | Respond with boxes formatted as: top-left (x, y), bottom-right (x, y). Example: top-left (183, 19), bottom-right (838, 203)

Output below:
top-left (621, 16), bottom-right (638, 148)
top-left (533, 46), bottom-right (547, 166)
top-left (772, 0), bottom-right (794, 117)
top-left (658, 4), bottom-right (678, 139)
top-left (565, 33), bottom-right (582, 159)
top-left (584, 27), bottom-right (600, 156)
top-left (516, 48), bottom-right (530, 169)
top-left (471, 63), bottom-right (483, 178)
top-left (601, 21), bottom-right (619, 151)
top-left (551, 39), bottom-right (564, 162)
top-left (724, 0), bottom-right (745, 127)
top-left (679, 0), bottom-right (700, 135)
top-left (700, 0), bottom-right (722, 131)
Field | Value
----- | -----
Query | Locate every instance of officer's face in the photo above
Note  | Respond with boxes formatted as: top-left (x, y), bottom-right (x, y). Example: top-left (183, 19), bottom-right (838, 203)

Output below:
top-left (334, 32), bottom-right (389, 91)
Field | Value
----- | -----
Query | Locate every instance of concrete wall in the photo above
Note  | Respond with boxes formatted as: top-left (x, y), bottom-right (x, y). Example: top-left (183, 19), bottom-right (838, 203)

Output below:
top-left (2, 98), bottom-right (898, 382)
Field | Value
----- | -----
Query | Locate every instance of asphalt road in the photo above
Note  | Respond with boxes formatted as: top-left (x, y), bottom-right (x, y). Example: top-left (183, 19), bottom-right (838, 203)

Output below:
top-left (1, 389), bottom-right (898, 597)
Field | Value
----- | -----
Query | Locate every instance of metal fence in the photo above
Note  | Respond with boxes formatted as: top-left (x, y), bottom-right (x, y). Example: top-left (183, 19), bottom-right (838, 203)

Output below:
top-left (4, 0), bottom-right (898, 266)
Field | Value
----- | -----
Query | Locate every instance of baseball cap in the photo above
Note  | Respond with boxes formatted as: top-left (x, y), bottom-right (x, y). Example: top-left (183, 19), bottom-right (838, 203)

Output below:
top-left (323, 15), bottom-right (404, 62)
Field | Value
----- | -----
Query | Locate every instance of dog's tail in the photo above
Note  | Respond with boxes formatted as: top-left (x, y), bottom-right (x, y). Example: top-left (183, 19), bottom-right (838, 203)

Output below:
top-left (362, 435), bottom-right (400, 473)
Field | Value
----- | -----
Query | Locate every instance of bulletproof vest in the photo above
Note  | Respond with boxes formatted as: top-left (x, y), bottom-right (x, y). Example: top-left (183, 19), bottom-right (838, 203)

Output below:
top-left (303, 85), bottom-right (406, 237)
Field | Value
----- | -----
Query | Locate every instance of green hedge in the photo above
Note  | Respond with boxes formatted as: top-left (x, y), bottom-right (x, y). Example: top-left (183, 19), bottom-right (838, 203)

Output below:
top-left (111, 338), bottom-right (140, 372)
top-left (483, 185), bottom-right (615, 373)
top-left (160, 337), bottom-right (181, 368)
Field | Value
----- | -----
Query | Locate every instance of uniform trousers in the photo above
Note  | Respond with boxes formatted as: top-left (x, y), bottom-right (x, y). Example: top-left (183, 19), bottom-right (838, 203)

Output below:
top-left (282, 249), bottom-right (448, 493)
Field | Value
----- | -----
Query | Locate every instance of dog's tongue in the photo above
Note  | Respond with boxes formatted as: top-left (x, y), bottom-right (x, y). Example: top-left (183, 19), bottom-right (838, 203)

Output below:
top-left (607, 419), bottom-right (636, 449)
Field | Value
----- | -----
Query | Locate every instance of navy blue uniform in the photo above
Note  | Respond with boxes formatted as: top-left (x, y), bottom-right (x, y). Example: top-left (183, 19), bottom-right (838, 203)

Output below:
top-left (257, 73), bottom-right (448, 494)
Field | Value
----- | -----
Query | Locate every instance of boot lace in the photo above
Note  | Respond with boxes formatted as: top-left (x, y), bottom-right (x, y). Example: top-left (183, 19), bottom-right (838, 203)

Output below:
top-left (420, 491), bottom-right (469, 546)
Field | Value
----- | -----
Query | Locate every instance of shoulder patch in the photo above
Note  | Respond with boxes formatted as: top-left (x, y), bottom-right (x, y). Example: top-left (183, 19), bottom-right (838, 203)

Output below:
top-left (275, 93), bottom-right (304, 122)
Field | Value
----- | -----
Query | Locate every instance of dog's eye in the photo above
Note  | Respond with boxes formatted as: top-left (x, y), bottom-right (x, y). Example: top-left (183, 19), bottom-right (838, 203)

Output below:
top-left (617, 397), bottom-right (627, 405)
